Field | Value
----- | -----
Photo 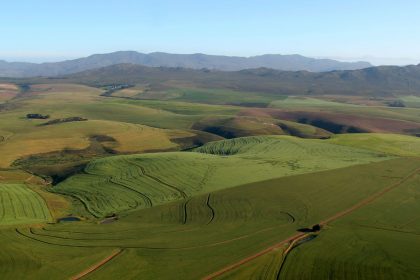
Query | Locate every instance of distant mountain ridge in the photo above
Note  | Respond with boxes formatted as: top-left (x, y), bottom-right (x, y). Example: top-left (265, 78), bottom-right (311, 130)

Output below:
top-left (0, 51), bottom-right (372, 77)
top-left (61, 63), bottom-right (420, 97)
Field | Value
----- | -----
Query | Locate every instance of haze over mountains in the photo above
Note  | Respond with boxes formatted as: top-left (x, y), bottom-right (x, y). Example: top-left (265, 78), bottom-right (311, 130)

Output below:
top-left (0, 51), bottom-right (372, 77)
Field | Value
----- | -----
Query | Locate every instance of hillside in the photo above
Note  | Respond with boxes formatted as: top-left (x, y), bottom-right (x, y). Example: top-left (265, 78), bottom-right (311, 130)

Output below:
top-left (54, 136), bottom-right (389, 217)
top-left (0, 51), bottom-right (371, 77)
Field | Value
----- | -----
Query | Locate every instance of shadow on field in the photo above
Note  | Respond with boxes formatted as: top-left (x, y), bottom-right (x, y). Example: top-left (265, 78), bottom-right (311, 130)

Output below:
top-left (297, 224), bottom-right (321, 233)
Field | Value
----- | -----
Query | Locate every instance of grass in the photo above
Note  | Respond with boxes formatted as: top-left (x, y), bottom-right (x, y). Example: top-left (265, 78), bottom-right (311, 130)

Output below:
top-left (54, 136), bottom-right (390, 217)
top-left (0, 183), bottom-right (51, 225)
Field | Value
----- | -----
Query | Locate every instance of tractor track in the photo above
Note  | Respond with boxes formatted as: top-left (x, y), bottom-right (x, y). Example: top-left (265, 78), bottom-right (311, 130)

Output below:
top-left (70, 248), bottom-right (124, 280)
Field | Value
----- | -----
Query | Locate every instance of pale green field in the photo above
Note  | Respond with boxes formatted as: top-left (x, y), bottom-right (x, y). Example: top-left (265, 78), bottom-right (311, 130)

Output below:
top-left (0, 184), bottom-right (51, 225)
top-left (328, 133), bottom-right (420, 156)
top-left (401, 95), bottom-right (420, 108)
top-left (269, 96), bottom-right (356, 108)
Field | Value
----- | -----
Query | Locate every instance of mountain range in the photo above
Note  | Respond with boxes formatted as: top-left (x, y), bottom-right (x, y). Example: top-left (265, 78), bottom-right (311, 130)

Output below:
top-left (0, 51), bottom-right (372, 77)
top-left (61, 63), bottom-right (420, 97)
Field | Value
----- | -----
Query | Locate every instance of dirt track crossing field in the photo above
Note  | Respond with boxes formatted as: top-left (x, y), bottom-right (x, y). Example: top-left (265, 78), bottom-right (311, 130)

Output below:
top-left (70, 249), bottom-right (123, 280)
top-left (202, 166), bottom-right (420, 280)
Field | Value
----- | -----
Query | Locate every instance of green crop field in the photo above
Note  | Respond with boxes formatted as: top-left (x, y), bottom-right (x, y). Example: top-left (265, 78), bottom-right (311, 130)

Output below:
top-left (327, 133), bottom-right (420, 156)
top-left (136, 87), bottom-right (287, 106)
top-left (0, 184), bottom-right (51, 225)
top-left (269, 96), bottom-right (357, 108)
top-left (276, 164), bottom-right (420, 279)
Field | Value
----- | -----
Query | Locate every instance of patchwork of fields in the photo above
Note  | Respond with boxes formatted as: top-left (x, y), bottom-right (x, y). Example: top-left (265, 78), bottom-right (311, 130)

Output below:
top-left (0, 81), bottom-right (420, 279)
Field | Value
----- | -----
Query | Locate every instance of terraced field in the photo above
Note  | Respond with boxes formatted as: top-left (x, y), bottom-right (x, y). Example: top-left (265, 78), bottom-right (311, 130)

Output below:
top-left (0, 184), bottom-right (51, 225)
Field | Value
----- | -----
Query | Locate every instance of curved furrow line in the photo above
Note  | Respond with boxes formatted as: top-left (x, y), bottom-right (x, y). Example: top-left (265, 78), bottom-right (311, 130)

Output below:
top-left (128, 160), bottom-right (188, 199)
top-left (29, 228), bottom-right (142, 242)
top-left (181, 199), bottom-right (190, 224)
top-left (109, 178), bottom-right (153, 208)
top-left (17, 225), bottom-right (284, 251)
top-left (206, 194), bottom-right (215, 225)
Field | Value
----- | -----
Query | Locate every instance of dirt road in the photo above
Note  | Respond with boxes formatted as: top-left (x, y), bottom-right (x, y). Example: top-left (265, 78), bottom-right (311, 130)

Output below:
top-left (70, 249), bottom-right (123, 280)
top-left (202, 166), bottom-right (420, 280)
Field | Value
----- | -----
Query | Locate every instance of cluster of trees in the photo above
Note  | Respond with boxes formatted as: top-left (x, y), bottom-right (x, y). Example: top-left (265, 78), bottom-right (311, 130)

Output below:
top-left (101, 84), bottom-right (133, 97)
top-left (41, 117), bottom-right (88, 126)
top-left (26, 113), bottom-right (50, 119)
top-left (387, 100), bottom-right (406, 107)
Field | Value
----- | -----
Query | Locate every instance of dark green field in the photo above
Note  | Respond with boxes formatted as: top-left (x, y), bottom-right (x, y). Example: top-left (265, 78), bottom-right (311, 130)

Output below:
top-left (0, 77), bottom-right (420, 279)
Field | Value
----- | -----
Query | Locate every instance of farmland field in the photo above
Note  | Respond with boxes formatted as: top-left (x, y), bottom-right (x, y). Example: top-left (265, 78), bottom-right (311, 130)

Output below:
top-left (0, 77), bottom-right (419, 279)
top-left (0, 184), bottom-right (51, 225)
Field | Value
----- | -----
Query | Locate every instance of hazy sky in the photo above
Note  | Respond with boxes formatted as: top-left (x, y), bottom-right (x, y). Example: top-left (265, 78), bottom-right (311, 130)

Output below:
top-left (2, 0), bottom-right (420, 65)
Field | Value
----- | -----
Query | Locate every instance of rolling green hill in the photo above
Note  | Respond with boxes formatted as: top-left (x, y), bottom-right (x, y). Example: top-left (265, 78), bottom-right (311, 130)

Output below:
top-left (54, 136), bottom-right (390, 217)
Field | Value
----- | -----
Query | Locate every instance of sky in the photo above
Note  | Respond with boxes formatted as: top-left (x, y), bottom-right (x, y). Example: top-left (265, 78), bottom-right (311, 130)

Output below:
top-left (2, 0), bottom-right (420, 65)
